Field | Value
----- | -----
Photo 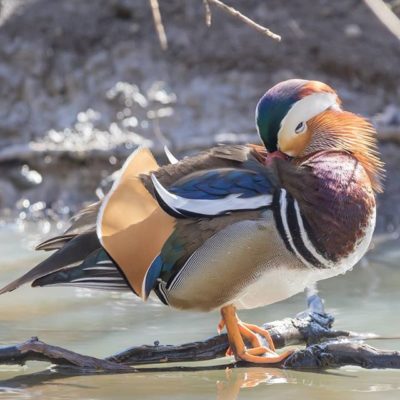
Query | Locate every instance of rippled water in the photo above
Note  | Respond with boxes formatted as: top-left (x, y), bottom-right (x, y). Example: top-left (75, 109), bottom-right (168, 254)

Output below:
top-left (0, 223), bottom-right (399, 399)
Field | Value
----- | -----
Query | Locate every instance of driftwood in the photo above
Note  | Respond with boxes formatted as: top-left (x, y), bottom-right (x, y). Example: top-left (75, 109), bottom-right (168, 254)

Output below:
top-left (0, 294), bottom-right (399, 374)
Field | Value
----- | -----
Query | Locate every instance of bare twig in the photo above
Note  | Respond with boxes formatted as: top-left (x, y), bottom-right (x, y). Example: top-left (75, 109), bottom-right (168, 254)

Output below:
top-left (364, 0), bottom-right (400, 41)
top-left (203, 0), bottom-right (212, 26)
top-left (149, 0), bottom-right (168, 50)
top-left (207, 0), bottom-right (281, 41)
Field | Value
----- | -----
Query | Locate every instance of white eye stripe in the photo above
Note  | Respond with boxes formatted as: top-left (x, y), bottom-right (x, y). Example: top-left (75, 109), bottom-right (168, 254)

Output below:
top-left (278, 92), bottom-right (337, 138)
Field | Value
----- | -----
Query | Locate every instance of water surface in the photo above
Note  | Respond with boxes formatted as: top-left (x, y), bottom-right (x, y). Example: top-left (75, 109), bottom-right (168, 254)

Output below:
top-left (0, 223), bottom-right (399, 399)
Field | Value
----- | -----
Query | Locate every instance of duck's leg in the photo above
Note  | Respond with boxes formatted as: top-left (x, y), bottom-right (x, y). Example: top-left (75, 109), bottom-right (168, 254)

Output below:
top-left (220, 305), bottom-right (294, 364)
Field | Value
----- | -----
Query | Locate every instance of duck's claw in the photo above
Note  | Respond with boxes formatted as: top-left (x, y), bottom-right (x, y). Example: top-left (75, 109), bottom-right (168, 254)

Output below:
top-left (219, 305), bottom-right (294, 364)
top-left (226, 347), bottom-right (234, 357)
top-left (238, 348), bottom-right (295, 364)
top-left (238, 322), bottom-right (276, 351)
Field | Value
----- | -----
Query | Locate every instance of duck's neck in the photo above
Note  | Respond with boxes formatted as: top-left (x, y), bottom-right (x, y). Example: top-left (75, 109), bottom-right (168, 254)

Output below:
top-left (304, 151), bottom-right (375, 262)
top-left (279, 150), bottom-right (376, 263)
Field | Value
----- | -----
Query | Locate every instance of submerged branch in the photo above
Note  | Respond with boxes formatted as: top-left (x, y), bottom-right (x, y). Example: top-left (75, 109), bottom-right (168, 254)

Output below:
top-left (0, 295), bottom-right (398, 372)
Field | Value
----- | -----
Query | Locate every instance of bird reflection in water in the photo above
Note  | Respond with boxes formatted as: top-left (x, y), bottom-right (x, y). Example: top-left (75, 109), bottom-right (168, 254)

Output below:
top-left (216, 367), bottom-right (288, 399)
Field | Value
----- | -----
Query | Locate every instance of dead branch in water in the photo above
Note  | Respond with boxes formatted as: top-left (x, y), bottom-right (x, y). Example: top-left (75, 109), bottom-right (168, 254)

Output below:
top-left (0, 295), bottom-right (399, 372)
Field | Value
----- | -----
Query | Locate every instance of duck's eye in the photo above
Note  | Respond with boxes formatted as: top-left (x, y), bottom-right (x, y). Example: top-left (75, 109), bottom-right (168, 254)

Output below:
top-left (295, 121), bottom-right (306, 134)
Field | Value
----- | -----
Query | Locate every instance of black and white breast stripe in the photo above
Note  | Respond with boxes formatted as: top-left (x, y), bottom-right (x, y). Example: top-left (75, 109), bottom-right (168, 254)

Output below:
top-left (273, 189), bottom-right (332, 269)
top-left (154, 282), bottom-right (170, 305)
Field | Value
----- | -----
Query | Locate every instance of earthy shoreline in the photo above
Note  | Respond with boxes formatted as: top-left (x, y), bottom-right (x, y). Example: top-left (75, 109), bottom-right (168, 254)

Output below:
top-left (0, 0), bottom-right (399, 233)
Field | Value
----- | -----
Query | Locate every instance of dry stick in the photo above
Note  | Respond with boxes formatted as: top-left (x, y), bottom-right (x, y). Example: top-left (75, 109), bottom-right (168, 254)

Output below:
top-left (203, 0), bottom-right (212, 27)
top-left (364, 0), bottom-right (400, 41)
top-left (207, 0), bottom-right (281, 41)
top-left (149, 0), bottom-right (168, 50)
top-left (0, 336), bottom-right (132, 372)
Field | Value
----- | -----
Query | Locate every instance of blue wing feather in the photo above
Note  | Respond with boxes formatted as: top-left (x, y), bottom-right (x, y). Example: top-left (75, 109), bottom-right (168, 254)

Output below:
top-left (151, 167), bottom-right (275, 218)
top-left (170, 169), bottom-right (272, 200)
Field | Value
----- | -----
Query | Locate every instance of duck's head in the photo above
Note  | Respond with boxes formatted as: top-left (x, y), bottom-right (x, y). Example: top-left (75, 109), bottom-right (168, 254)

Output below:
top-left (256, 79), bottom-right (384, 192)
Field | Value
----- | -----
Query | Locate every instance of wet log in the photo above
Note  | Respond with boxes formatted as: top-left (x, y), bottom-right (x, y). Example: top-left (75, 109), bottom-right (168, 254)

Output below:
top-left (284, 342), bottom-right (400, 369)
top-left (0, 295), bottom-right (398, 372)
top-left (107, 294), bottom-right (353, 366)
top-left (0, 336), bottom-right (131, 372)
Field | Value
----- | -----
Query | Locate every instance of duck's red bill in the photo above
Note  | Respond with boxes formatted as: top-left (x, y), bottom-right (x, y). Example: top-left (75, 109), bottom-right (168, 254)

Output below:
top-left (264, 150), bottom-right (291, 165)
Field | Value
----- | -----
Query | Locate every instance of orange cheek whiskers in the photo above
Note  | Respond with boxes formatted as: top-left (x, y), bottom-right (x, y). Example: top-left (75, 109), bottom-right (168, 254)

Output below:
top-left (304, 111), bottom-right (384, 193)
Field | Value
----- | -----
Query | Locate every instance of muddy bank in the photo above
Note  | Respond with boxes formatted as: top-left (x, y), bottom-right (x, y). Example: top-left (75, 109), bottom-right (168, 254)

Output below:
top-left (0, 0), bottom-right (399, 232)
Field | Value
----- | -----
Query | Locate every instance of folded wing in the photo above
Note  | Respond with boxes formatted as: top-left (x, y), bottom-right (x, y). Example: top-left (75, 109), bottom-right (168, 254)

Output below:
top-left (151, 168), bottom-right (274, 218)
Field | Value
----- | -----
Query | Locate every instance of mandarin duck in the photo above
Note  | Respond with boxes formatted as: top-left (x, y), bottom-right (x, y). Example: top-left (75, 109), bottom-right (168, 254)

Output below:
top-left (0, 79), bottom-right (384, 364)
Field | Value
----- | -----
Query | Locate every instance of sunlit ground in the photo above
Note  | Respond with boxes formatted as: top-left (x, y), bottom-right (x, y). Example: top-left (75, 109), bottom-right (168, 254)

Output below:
top-left (0, 222), bottom-right (399, 400)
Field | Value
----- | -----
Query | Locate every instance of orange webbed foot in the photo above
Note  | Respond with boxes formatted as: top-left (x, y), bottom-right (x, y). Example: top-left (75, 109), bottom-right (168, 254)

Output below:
top-left (219, 305), bottom-right (294, 364)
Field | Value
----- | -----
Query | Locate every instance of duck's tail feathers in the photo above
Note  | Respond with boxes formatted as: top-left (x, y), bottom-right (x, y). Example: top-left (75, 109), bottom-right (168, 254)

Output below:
top-left (35, 202), bottom-right (100, 252)
top-left (32, 248), bottom-right (130, 291)
top-left (35, 233), bottom-right (77, 251)
top-left (0, 231), bottom-right (100, 295)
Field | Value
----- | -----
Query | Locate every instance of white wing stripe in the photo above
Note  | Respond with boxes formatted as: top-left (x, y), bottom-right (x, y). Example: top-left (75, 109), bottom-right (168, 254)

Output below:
top-left (82, 266), bottom-right (117, 271)
top-left (151, 174), bottom-right (272, 216)
top-left (96, 260), bottom-right (115, 265)
top-left (71, 277), bottom-right (125, 283)
top-left (164, 145), bottom-right (179, 164)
